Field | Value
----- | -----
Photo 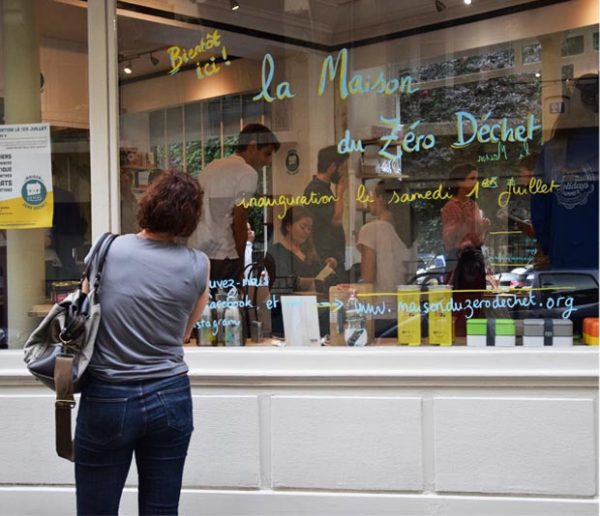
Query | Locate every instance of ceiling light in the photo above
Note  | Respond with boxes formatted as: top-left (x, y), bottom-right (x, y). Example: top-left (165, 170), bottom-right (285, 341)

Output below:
top-left (150, 53), bottom-right (159, 66)
top-left (435, 0), bottom-right (446, 12)
top-left (123, 61), bottom-right (133, 74)
top-left (230, 0), bottom-right (240, 10)
top-left (464, 0), bottom-right (472, 4)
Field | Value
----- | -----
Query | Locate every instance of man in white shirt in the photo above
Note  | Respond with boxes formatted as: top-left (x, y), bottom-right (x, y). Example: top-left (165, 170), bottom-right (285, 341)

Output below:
top-left (189, 123), bottom-right (279, 282)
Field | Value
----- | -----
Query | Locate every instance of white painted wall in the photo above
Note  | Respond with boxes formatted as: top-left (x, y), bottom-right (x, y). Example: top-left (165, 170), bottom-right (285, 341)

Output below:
top-left (0, 348), bottom-right (597, 516)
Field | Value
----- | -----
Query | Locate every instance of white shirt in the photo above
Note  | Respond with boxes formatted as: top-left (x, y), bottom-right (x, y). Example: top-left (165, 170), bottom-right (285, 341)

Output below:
top-left (357, 219), bottom-right (411, 294)
top-left (188, 155), bottom-right (258, 259)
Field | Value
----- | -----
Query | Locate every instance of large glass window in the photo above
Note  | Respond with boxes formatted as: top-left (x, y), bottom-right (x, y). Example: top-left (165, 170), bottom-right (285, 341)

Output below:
top-left (117, 1), bottom-right (599, 347)
top-left (1, 0), bottom-right (91, 348)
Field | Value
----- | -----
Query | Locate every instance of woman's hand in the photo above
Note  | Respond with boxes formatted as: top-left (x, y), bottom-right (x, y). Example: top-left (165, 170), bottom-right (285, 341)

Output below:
top-left (324, 257), bottom-right (337, 270)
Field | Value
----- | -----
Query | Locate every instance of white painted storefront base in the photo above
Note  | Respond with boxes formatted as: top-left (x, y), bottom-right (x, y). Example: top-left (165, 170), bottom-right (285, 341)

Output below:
top-left (0, 347), bottom-right (597, 516)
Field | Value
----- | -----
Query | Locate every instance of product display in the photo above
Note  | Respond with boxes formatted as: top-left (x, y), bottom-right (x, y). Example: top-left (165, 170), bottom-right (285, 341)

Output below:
top-left (329, 283), bottom-right (374, 346)
top-left (344, 290), bottom-right (368, 346)
top-left (397, 286), bottom-right (421, 345)
top-left (583, 318), bottom-right (599, 345)
top-left (467, 318), bottom-right (516, 347)
top-left (428, 286), bottom-right (453, 346)
top-left (522, 319), bottom-right (573, 347)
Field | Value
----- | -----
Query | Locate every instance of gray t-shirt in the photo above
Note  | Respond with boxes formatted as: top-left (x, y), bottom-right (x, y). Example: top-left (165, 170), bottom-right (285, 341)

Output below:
top-left (87, 234), bottom-right (208, 382)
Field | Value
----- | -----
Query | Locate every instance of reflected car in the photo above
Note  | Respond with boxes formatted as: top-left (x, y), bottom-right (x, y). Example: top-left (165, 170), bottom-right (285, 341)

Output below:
top-left (511, 268), bottom-right (599, 335)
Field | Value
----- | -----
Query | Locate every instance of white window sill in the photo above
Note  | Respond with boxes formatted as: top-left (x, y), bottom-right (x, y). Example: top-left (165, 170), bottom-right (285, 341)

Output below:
top-left (2, 347), bottom-right (596, 385)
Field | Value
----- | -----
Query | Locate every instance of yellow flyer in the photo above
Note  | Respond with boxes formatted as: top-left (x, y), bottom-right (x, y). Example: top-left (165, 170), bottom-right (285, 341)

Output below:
top-left (0, 123), bottom-right (53, 229)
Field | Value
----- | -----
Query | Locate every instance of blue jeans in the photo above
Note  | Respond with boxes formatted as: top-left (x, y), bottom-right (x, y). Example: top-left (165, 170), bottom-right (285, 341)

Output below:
top-left (75, 374), bottom-right (193, 515)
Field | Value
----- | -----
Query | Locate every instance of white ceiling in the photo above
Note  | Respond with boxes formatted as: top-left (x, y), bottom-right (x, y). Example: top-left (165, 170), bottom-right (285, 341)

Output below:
top-left (35, 0), bottom-right (557, 80)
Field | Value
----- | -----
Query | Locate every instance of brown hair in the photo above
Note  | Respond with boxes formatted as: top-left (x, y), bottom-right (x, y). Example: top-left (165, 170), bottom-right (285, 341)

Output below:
top-left (447, 163), bottom-right (478, 196)
top-left (374, 179), bottom-right (414, 247)
top-left (137, 171), bottom-right (203, 238)
top-left (317, 145), bottom-right (348, 173)
top-left (280, 207), bottom-right (319, 264)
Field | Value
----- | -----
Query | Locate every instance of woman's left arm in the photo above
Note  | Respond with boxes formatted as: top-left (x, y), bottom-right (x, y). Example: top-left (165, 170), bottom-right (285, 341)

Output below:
top-left (358, 244), bottom-right (376, 284)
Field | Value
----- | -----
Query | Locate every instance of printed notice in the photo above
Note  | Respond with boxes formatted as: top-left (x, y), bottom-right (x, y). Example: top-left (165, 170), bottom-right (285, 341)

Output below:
top-left (0, 123), bottom-right (53, 229)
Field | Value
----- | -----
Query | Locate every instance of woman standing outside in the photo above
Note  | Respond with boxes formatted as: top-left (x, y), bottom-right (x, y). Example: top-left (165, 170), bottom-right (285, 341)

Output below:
top-left (75, 172), bottom-right (209, 515)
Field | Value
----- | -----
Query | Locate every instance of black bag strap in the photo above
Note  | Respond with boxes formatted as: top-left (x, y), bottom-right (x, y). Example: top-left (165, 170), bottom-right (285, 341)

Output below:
top-left (486, 319), bottom-right (495, 346)
top-left (60, 233), bottom-right (118, 343)
top-left (80, 232), bottom-right (112, 287)
top-left (91, 233), bottom-right (119, 298)
top-left (54, 232), bottom-right (118, 462)
top-left (55, 355), bottom-right (76, 461)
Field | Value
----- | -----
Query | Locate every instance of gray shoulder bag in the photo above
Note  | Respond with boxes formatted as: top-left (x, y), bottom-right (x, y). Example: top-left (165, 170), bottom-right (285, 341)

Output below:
top-left (23, 232), bottom-right (118, 461)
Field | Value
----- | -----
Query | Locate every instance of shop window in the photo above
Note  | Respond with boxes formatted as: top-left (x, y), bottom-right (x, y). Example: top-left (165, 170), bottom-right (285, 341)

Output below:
top-left (0, 1), bottom-right (91, 348)
top-left (115, 2), bottom-right (598, 348)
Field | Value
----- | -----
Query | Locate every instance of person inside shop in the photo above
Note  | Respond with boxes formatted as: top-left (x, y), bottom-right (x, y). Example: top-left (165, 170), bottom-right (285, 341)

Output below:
top-left (357, 178), bottom-right (415, 336)
top-left (531, 73), bottom-right (599, 270)
top-left (503, 153), bottom-right (550, 270)
top-left (267, 207), bottom-right (338, 335)
top-left (303, 145), bottom-right (348, 278)
top-left (120, 168), bottom-right (139, 234)
top-left (75, 171), bottom-right (208, 516)
top-left (49, 190), bottom-right (87, 279)
top-left (441, 163), bottom-right (491, 337)
top-left (188, 123), bottom-right (280, 283)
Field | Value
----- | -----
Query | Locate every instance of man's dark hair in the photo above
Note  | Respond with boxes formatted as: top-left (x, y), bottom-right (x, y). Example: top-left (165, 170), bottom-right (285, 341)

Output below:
top-left (137, 171), bottom-right (203, 238)
top-left (518, 153), bottom-right (539, 173)
top-left (236, 123), bottom-right (280, 152)
top-left (317, 145), bottom-right (347, 173)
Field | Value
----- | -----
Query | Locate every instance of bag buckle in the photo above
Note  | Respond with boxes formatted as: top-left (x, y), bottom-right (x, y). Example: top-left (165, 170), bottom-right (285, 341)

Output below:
top-left (55, 399), bottom-right (76, 408)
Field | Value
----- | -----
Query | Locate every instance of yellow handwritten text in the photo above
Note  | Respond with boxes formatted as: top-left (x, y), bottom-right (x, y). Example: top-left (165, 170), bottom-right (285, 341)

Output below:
top-left (237, 192), bottom-right (336, 219)
top-left (389, 184), bottom-right (452, 204)
top-left (167, 30), bottom-right (223, 76)
top-left (318, 48), bottom-right (417, 100)
top-left (497, 177), bottom-right (560, 207)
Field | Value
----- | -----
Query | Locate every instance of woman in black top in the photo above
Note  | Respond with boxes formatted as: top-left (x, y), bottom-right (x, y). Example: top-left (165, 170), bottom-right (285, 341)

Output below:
top-left (268, 207), bottom-right (337, 336)
top-left (269, 207), bottom-right (337, 292)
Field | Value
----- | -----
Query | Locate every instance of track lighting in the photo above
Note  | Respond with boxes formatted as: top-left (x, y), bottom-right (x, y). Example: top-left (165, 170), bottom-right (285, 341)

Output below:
top-left (123, 61), bottom-right (133, 74)
top-left (150, 53), bottom-right (159, 66)
top-left (435, 0), bottom-right (446, 12)
top-left (230, 0), bottom-right (240, 10)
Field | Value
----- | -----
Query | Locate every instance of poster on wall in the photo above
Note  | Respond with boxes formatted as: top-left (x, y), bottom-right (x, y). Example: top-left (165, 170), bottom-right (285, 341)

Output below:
top-left (0, 123), bottom-right (53, 229)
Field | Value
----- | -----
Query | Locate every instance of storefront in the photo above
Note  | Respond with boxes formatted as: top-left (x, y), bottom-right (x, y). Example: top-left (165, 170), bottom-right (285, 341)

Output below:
top-left (0, 0), bottom-right (598, 514)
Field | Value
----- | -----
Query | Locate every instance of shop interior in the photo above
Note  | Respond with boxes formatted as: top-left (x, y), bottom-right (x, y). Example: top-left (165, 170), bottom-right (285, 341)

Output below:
top-left (1, 0), bottom-right (598, 347)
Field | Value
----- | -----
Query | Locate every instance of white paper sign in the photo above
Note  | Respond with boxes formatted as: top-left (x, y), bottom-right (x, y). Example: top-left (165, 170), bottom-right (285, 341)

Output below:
top-left (281, 295), bottom-right (321, 347)
top-left (0, 123), bottom-right (53, 229)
